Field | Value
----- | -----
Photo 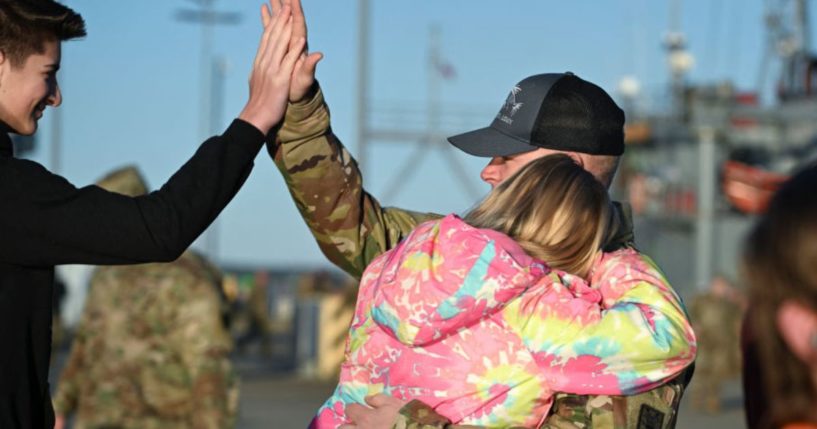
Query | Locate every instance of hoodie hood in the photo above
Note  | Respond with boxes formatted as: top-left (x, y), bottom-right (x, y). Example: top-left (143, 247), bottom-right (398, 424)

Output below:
top-left (369, 214), bottom-right (550, 346)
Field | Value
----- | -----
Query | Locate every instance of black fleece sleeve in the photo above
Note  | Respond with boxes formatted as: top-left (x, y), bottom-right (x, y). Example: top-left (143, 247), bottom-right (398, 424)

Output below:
top-left (0, 119), bottom-right (264, 266)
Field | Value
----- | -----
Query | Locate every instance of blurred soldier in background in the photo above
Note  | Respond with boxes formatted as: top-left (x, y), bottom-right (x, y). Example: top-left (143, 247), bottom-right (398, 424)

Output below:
top-left (51, 277), bottom-right (68, 355)
top-left (236, 271), bottom-right (273, 357)
top-left (689, 275), bottom-right (746, 413)
top-left (296, 269), bottom-right (335, 295)
top-left (52, 166), bottom-right (237, 429)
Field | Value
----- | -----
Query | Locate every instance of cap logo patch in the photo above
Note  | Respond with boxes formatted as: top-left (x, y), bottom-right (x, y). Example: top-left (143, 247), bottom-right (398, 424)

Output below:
top-left (497, 85), bottom-right (523, 125)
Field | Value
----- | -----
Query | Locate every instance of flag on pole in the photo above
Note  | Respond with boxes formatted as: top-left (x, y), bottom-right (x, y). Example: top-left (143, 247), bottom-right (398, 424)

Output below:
top-left (434, 57), bottom-right (457, 80)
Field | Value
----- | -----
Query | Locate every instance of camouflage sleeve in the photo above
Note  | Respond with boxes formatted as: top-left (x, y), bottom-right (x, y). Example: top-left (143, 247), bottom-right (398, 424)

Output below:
top-left (141, 260), bottom-right (237, 429)
top-left (393, 400), bottom-right (450, 429)
top-left (395, 380), bottom-right (687, 429)
top-left (541, 373), bottom-right (689, 429)
top-left (270, 84), bottom-right (441, 279)
top-left (394, 401), bottom-right (527, 429)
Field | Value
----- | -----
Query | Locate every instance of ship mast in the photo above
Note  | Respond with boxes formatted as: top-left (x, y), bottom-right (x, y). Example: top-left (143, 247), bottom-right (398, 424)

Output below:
top-left (664, 0), bottom-right (694, 116)
top-left (760, 0), bottom-right (813, 100)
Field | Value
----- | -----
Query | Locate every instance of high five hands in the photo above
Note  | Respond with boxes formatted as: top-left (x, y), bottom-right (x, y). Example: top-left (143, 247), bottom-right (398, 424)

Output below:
top-left (239, 3), bottom-right (307, 135)
top-left (266, 0), bottom-right (323, 102)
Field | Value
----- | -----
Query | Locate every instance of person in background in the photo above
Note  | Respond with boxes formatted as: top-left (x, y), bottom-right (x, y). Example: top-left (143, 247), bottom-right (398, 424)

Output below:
top-left (742, 163), bottom-right (817, 429)
top-left (689, 276), bottom-right (745, 413)
top-left (236, 271), bottom-right (274, 357)
top-left (53, 166), bottom-right (237, 429)
top-left (51, 277), bottom-right (68, 354)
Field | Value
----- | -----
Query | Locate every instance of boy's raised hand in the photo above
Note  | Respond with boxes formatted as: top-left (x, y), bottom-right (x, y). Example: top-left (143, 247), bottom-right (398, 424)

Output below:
top-left (239, 3), bottom-right (305, 134)
top-left (266, 0), bottom-right (322, 102)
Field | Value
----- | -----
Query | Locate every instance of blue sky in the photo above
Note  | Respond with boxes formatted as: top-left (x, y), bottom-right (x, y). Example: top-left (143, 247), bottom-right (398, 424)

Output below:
top-left (28, 0), bottom-right (780, 267)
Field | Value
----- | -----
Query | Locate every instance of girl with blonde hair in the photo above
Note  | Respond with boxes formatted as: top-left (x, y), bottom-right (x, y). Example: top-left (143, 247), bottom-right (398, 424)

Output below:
top-left (312, 154), bottom-right (695, 428)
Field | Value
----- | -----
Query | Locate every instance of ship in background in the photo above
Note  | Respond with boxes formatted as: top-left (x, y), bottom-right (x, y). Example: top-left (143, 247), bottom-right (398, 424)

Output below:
top-left (615, 0), bottom-right (817, 295)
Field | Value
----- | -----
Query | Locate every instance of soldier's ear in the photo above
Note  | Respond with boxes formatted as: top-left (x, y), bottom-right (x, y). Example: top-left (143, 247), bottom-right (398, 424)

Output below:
top-left (777, 300), bottom-right (817, 363)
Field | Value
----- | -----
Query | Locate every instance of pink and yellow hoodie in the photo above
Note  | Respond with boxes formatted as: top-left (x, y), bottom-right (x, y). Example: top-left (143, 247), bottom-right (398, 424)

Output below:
top-left (312, 214), bottom-right (696, 428)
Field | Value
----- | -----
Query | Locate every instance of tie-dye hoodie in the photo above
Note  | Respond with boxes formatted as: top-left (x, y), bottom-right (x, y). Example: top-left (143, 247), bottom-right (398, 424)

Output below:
top-left (311, 214), bottom-right (696, 428)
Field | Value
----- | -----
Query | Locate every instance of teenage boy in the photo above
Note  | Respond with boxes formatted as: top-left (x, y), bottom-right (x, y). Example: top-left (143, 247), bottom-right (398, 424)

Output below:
top-left (0, 1), bottom-right (302, 427)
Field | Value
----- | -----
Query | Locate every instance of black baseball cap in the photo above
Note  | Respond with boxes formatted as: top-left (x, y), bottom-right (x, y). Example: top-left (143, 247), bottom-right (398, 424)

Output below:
top-left (448, 72), bottom-right (625, 157)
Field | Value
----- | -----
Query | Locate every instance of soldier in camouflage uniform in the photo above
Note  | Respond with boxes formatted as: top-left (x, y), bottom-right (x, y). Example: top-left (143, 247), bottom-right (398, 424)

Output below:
top-left (271, 86), bottom-right (691, 429)
top-left (266, 2), bottom-right (693, 428)
top-left (236, 271), bottom-right (273, 356)
top-left (52, 166), bottom-right (238, 429)
top-left (688, 276), bottom-right (745, 413)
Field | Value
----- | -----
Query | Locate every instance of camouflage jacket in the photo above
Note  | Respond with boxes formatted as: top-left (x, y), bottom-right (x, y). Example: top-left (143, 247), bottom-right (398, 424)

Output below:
top-left (271, 84), bottom-right (691, 429)
top-left (52, 251), bottom-right (238, 429)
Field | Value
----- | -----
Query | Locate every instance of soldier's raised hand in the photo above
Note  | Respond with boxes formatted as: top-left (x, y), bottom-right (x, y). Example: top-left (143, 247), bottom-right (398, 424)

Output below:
top-left (266, 0), bottom-right (322, 102)
top-left (238, 4), bottom-right (305, 134)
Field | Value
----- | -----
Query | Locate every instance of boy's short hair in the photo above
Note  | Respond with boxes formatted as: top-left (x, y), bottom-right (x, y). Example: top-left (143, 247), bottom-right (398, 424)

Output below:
top-left (0, 0), bottom-right (86, 67)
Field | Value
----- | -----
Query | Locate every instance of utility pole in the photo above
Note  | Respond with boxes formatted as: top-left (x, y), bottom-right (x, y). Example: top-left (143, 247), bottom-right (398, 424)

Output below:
top-left (795, 0), bottom-right (810, 54)
top-left (664, 0), bottom-right (694, 119)
top-left (205, 56), bottom-right (229, 263)
top-left (379, 25), bottom-right (480, 200)
top-left (355, 3), bottom-right (481, 201)
top-left (694, 127), bottom-right (717, 292)
top-left (175, 0), bottom-right (241, 263)
top-left (356, 0), bottom-right (370, 172)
